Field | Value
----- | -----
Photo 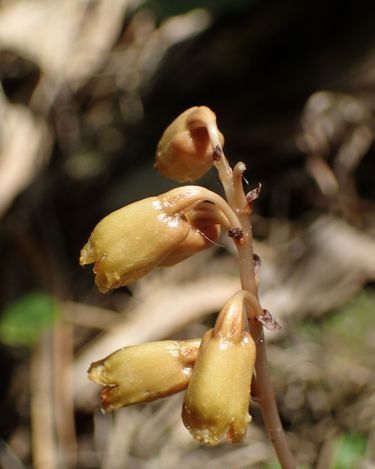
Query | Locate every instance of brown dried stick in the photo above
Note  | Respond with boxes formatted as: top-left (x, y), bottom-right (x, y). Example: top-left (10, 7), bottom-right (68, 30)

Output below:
top-left (30, 333), bottom-right (56, 469)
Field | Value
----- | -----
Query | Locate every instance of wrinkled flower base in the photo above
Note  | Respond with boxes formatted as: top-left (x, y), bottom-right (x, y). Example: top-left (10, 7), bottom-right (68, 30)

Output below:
top-left (182, 406), bottom-right (251, 445)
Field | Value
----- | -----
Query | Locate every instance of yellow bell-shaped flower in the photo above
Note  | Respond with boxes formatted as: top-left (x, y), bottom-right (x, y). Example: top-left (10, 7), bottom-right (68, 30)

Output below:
top-left (80, 186), bottom-right (241, 293)
top-left (182, 291), bottom-right (256, 445)
top-left (88, 339), bottom-right (200, 411)
top-left (155, 106), bottom-right (224, 182)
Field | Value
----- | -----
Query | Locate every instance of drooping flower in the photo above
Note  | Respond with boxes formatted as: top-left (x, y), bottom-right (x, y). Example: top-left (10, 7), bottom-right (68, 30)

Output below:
top-left (182, 292), bottom-right (256, 445)
top-left (80, 194), bottom-right (189, 293)
top-left (155, 106), bottom-right (224, 182)
top-left (80, 186), bottom-right (241, 293)
top-left (88, 339), bottom-right (201, 411)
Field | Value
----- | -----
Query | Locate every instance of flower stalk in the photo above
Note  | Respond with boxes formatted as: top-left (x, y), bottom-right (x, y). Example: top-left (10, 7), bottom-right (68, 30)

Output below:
top-left (213, 148), bottom-right (296, 468)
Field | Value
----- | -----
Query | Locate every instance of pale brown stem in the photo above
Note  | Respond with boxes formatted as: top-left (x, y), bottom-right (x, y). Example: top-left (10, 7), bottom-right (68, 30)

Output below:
top-left (213, 152), bottom-right (235, 205)
top-left (214, 152), bottom-right (296, 469)
top-left (53, 324), bottom-right (77, 468)
top-left (239, 290), bottom-right (264, 318)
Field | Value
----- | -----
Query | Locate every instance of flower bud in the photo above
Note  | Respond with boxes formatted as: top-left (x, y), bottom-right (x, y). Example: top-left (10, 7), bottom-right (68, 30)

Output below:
top-left (182, 292), bottom-right (256, 445)
top-left (155, 106), bottom-right (224, 182)
top-left (88, 339), bottom-right (201, 411)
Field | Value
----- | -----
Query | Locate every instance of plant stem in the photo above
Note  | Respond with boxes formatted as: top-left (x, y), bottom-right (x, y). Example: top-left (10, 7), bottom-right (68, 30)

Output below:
top-left (214, 153), bottom-right (296, 469)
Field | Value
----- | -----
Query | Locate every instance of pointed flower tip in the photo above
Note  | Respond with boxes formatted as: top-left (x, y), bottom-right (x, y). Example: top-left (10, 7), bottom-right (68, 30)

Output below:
top-left (213, 291), bottom-right (246, 341)
top-left (87, 359), bottom-right (105, 383)
top-left (79, 240), bottom-right (94, 266)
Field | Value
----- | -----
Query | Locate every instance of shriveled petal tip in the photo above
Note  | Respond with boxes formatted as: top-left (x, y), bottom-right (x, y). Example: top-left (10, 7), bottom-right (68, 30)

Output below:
top-left (255, 309), bottom-right (281, 332)
top-left (100, 386), bottom-right (118, 412)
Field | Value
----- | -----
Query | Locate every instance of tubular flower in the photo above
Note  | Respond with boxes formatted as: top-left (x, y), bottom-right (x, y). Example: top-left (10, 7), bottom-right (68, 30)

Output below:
top-left (182, 292), bottom-right (256, 445)
top-left (80, 186), bottom-right (242, 293)
top-left (155, 106), bottom-right (224, 182)
top-left (88, 339), bottom-right (201, 411)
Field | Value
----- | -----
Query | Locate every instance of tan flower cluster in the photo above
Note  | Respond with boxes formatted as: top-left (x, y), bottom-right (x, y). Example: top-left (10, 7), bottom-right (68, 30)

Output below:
top-left (88, 293), bottom-right (256, 445)
top-left (81, 107), bottom-right (257, 445)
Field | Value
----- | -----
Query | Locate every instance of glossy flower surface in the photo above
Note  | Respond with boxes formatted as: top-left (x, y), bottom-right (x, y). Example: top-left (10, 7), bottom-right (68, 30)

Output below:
top-left (80, 195), bottom-right (190, 292)
top-left (88, 339), bottom-right (200, 411)
top-left (182, 293), bottom-right (256, 445)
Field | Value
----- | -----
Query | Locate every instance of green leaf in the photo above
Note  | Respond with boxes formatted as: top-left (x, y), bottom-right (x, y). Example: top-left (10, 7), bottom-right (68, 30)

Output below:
top-left (0, 292), bottom-right (59, 346)
top-left (332, 432), bottom-right (367, 469)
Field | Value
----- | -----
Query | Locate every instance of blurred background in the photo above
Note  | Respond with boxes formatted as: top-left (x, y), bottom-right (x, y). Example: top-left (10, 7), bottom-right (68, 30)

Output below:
top-left (0, 0), bottom-right (374, 468)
